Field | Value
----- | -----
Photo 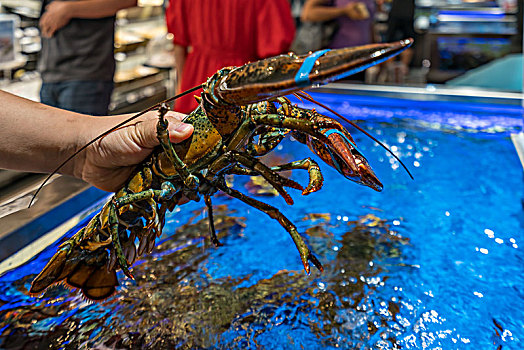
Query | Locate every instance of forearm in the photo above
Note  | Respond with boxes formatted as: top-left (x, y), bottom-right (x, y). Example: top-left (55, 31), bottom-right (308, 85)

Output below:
top-left (301, 0), bottom-right (345, 22)
top-left (0, 90), bottom-right (90, 175)
top-left (66, 0), bottom-right (137, 19)
top-left (173, 44), bottom-right (187, 92)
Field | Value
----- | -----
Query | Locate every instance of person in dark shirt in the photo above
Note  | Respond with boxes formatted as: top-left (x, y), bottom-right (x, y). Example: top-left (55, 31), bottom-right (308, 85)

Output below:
top-left (384, 0), bottom-right (415, 72)
top-left (38, 0), bottom-right (137, 116)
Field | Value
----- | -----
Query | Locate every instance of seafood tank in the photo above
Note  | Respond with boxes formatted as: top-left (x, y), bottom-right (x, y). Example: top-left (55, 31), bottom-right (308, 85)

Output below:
top-left (0, 90), bottom-right (522, 349)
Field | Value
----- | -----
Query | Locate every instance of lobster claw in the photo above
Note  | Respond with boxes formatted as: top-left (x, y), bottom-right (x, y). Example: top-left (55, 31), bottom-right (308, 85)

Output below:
top-left (215, 39), bottom-right (413, 105)
top-left (298, 126), bottom-right (383, 192)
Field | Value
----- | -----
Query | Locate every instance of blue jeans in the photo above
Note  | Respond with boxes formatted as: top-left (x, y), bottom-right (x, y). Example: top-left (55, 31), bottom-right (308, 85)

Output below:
top-left (40, 80), bottom-right (114, 116)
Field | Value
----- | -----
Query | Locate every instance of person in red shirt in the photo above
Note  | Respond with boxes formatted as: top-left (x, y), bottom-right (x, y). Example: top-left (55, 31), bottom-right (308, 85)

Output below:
top-left (166, 0), bottom-right (296, 114)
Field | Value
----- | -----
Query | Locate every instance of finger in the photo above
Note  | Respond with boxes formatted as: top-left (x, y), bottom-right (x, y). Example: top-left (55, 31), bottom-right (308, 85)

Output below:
top-left (47, 26), bottom-right (56, 37)
top-left (132, 118), bottom-right (162, 149)
top-left (167, 121), bottom-right (193, 143)
top-left (134, 110), bottom-right (185, 123)
top-left (165, 111), bottom-right (186, 122)
top-left (42, 21), bottom-right (55, 38)
top-left (42, 27), bottom-right (51, 38)
top-left (132, 117), bottom-right (193, 149)
top-left (39, 18), bottom-right (49, 37)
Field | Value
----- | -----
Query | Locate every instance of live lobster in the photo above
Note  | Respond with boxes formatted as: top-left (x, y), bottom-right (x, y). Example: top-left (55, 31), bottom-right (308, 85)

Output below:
top-left (30, 39), bottom-right (413, 300)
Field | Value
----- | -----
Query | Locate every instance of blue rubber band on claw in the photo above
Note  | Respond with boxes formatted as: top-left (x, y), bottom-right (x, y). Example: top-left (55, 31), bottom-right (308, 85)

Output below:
top-left (294, 49), bottom-right (330, 86)
top-left (323, 128), bottom-right (365, 157)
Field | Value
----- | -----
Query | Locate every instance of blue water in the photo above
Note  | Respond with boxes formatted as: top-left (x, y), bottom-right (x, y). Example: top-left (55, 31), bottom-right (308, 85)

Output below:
top-left (0, 93), bottom-right (522, 349)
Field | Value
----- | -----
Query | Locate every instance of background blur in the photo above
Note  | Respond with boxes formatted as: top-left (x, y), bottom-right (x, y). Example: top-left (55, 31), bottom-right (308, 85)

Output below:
top-left (0, 0), bottom-right (521, 104)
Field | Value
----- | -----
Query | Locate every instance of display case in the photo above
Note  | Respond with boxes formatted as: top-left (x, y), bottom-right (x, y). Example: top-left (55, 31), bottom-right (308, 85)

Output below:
top-left (109, 6), bottom-right (175, 114)
top-left (414, 0), bottom-right (521, 83)
top-left (0, 0), bottom-right (39, 75)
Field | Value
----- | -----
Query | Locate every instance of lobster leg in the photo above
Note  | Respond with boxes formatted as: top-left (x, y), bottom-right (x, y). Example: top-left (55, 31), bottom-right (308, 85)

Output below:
top-left (227, 158), bottom-right (324, 195)
top-left (230, 151), bottom-right (303, 205)
top-left (245, 123), bottom-right (289, 157)
top-left (107, 200), bottom-right (133, 278)
top-left (107, 182), bottom-right (180, 277)
top-left (248, 113), bottom-right (382, 191)
top-left (215, 180), bottom-right (323, 274)
top-left (245, 128), bottom-right (288, 156)
top-left (264, 159), bottom-right (323, 195)
top-left (204, 194), bottom-right (222, 247)
top-left (203, 150), bottom-right (302, 207)
top-left (156, 104), bottom-right (199, 189)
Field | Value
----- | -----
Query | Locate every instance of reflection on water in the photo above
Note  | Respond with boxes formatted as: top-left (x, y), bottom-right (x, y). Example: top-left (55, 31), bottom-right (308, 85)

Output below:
top-left (0, 205), bottom-right (408, 349)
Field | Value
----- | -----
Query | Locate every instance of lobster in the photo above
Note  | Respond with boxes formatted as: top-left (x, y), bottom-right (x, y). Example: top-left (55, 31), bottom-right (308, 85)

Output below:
top-left (30, 39), bottom-right (413, 301)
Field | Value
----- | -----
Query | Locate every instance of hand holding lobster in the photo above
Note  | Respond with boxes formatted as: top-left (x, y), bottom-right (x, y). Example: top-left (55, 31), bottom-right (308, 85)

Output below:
top-left (0, 93), bottom-right (190, 188)
top-left (77, 111), bottom-right (193, 192)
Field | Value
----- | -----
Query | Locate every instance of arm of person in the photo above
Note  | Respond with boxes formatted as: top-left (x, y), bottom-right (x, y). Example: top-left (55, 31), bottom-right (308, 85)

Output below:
top-left (301, 0), bottom-right (369, 22)
top-left (40, 0), bottom-right (138, 38)
top-left (173, 44), bottom-right (187, 94)
top-left (301, 0), bottom-right (346, 22)
top-left (0, 90), bottom-right (193, 192)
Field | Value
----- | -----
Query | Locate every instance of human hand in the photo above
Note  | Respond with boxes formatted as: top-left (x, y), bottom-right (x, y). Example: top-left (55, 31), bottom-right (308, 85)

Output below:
top-left (343, 2), bottom-right (370, 20)
top-left (74, 111), bottom-right (193, 192)
top-left (39, 1), bottom-right (72, 38)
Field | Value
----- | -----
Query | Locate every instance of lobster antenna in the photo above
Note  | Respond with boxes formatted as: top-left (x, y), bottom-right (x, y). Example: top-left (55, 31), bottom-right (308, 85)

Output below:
top-left (28, 84), bottom-right (204, 208)
top-left (292, 92), bottom-right (304, 103)
top-left (295, 91), bottom-right (414, 180)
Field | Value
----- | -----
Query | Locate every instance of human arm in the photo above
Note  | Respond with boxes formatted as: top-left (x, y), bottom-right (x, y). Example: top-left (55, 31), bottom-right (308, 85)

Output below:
top-left (0, 90), bottom-right (193, 192)
top-left (173, 44), bottom-right (187, 93)
top-left (40, 0), bottom-right (137, 38)
top-left (165, 0), bottom-right (189, 93)
top-left (301, 0), bottom-right (369, 22)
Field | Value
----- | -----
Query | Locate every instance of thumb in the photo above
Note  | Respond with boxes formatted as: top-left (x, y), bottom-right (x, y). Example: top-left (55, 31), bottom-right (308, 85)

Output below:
top-left (167, 117), bottom-right (194, 144)
top-left (132, 114), bottom-right (193, 149)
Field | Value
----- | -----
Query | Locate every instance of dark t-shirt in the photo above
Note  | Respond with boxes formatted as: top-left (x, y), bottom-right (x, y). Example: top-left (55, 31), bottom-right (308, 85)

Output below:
top-left (39, 0), bottom-right (116, 83)
top-left (389, 0), bottom-right (414, 21)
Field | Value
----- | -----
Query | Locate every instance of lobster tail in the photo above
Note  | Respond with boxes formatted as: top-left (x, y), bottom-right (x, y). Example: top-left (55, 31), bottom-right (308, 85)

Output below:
top-left (215, 39), bottom-right (413, 105)
top-left (30, 246), bottom-right (118, 301)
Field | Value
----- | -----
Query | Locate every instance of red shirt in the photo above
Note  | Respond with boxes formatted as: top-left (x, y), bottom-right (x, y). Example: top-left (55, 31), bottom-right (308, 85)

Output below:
top-left (166, 0), bottom-right (295, 113)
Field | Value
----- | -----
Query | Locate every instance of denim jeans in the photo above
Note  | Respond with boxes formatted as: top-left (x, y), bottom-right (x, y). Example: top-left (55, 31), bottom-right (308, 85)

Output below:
top-left (40, 80), bottom-right (114, 116)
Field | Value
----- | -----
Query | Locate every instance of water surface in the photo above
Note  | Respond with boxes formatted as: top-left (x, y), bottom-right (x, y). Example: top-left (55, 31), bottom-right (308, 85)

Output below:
top-left (0, 93), bottom-right (522, 349)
